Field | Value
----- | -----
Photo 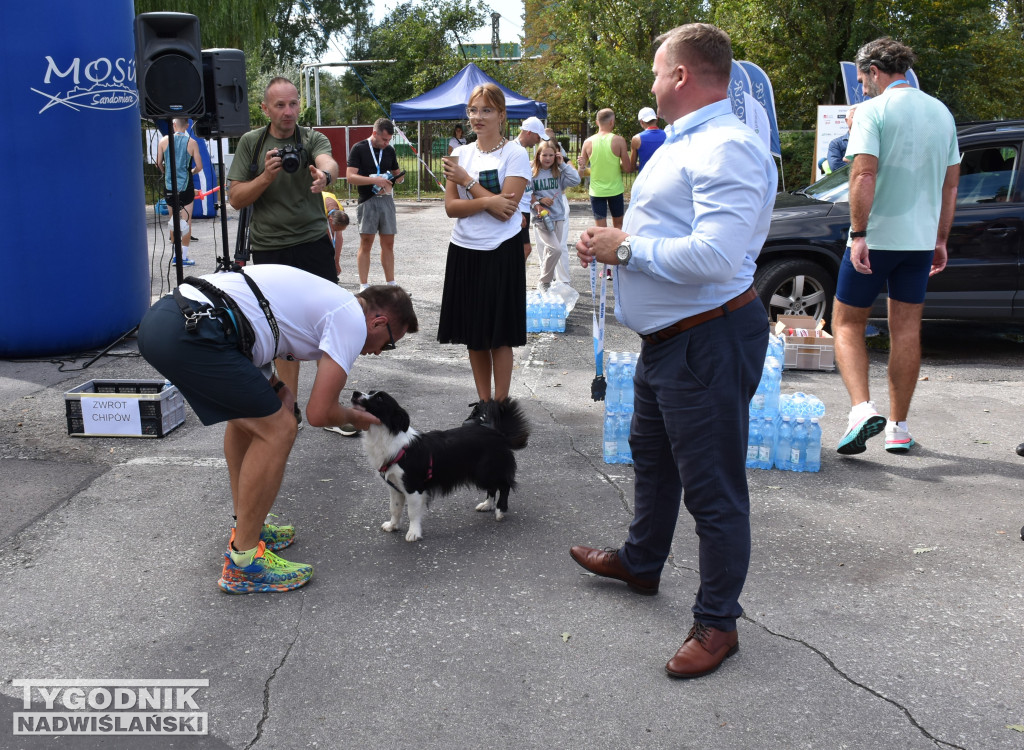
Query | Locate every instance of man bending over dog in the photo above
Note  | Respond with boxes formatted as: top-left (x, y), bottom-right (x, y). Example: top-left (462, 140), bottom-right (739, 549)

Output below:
top-left (138, 266), bottom-right (418, 594)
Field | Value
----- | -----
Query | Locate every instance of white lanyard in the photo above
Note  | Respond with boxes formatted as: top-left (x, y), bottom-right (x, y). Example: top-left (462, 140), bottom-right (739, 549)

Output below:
top-left (367, 138), bottom-right (383, 175)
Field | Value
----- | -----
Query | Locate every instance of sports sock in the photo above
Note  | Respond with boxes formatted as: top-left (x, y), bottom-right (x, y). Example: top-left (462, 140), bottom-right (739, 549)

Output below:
top-left (359, 283), bottom-right (370, 291)
top-left (229, 543), bottom-right (259, 567)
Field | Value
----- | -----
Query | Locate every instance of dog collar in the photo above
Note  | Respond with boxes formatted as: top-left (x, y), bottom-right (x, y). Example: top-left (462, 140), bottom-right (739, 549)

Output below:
top-left (378, 447), bottom-right (406, 476)
top-left (378, 448), bottom-right (432, 486)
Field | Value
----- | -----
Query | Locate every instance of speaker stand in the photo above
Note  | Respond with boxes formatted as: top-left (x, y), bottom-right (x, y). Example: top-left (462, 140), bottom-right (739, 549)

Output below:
top-left (165, 118), bottom-right (185, 286)
top-left (212, 137), bottom-right (236, 272)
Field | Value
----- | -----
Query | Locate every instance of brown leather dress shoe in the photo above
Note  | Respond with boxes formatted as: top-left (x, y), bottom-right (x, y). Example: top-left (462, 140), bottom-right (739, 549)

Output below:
top-left (665, 622), bottom-right (739, 679)
top-left (569, 545), bottom-right (659, 595)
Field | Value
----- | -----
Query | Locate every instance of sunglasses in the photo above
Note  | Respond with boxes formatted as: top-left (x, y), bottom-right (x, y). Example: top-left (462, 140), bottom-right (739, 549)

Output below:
top-left (382, 320), bottom-right (396, 351)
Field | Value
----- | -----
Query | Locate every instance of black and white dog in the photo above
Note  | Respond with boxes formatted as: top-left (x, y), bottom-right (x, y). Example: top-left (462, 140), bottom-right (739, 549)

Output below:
top-left (352, 391), bottom-right (529, 542)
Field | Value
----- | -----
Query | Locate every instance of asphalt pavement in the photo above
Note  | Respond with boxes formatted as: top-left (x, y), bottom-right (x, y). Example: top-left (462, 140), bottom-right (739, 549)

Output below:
top-left (2, 200), bottom-right (1023, 750)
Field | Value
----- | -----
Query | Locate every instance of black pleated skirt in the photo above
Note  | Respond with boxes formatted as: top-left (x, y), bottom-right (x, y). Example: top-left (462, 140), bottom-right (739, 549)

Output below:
top-left (437, 234), bottom-right (526, 350)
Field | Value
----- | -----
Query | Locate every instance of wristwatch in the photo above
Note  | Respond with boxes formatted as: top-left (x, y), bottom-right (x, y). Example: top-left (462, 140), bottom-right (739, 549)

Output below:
top-left (850, 229), bottom-right (867, 238)
top-left (615, 237), bottom-right (632, 267)
top-left (322, 170), bottom-right (333, 186)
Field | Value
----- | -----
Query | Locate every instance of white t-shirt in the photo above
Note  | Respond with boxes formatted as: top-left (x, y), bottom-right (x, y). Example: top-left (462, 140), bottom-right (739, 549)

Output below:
top-left (450, 141), bottom-right (532, 251)
top-left (448, 137), bottom-right (466, 151)
top-left (179, 264), bottom-right (366, 373)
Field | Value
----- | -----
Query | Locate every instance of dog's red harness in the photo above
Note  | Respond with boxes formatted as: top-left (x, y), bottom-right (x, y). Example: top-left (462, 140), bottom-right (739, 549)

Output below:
top-left (378, 448), bottom-right (432, 490)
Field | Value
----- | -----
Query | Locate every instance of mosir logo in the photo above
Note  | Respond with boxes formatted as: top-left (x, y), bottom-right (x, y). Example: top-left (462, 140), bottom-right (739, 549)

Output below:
top-left (31, 54), bottom-right (138, 114)
top-left (13, 679), bottom-right (208, 735)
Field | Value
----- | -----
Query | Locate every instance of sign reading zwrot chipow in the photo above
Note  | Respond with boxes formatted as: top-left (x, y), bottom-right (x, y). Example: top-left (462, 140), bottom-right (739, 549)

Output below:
top-left (12, 679), bottom-right (208, 735)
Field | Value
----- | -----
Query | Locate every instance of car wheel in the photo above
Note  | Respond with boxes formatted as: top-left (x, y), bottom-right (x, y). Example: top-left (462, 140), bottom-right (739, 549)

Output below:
top-left (754, 258), bottom-right (836, 324)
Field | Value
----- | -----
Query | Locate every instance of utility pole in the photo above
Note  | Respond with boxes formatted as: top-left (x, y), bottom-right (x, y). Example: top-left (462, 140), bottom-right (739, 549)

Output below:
top-left (491, 12), bottom-right (501, 58)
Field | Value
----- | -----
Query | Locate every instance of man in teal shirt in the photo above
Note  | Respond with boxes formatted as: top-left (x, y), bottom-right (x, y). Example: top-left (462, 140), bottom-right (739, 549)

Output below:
top-left (832, 37), bottom-right (960, 456)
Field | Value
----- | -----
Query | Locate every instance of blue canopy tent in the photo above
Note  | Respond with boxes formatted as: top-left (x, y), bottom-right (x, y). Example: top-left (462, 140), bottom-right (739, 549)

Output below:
top-left (390, 64), bottom-right (547, 197)
top-left (390, 63), bottom-right (547, 121)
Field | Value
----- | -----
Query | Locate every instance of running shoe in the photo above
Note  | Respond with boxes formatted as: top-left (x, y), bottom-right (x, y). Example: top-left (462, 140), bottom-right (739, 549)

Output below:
top-left (260, 516), bottom-right (295, 551)
top-left (836, 402), bottom-right (886, 455)
top-left (324, 424), bottom-right (359, 436)
top-left (884, 422), bottom-right (915, 453)
top-left (218, 541), bottom-right (312, 594)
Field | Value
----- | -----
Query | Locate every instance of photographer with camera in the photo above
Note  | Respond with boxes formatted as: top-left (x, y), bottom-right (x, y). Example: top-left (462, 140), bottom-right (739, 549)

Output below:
top-left (346, 118), bottom-right (404, 291)
top-left (227, 77), bottom-right (340, 425)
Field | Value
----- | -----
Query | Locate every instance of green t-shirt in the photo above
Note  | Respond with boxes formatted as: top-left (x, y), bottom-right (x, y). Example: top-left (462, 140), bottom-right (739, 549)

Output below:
top-left (588, 132), bottom-right (624, 198)
top-left (845, 88), bottom-right (959, 250)
top-left (228, 127), bottom-right (333, 252)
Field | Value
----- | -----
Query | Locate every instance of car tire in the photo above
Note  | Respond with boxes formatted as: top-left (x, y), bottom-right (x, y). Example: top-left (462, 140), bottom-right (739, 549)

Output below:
top-left (754, 258), bottom-right (836, 325)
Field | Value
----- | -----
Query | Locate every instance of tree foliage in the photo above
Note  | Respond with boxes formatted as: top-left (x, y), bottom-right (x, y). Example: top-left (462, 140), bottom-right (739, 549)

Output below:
top-left (341, 0), bottom-right (491, 123)
top-left (133, 0), bottom-right (368, 71)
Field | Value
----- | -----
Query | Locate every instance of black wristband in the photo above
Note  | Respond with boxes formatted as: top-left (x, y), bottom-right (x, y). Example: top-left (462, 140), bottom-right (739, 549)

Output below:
top-left (850, 230), bottom-right (867, 238)
top-left (322, 170), bottom-right (333, 186)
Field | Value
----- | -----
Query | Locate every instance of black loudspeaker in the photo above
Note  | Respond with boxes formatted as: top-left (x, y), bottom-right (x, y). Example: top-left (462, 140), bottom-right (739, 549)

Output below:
top-left (134, 12), bottom-right (205, 119)
top-left (193, 49), bottom-right (250, 138)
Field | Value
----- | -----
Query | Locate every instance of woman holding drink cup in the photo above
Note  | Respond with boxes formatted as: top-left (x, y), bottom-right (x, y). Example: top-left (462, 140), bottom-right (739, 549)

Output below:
top-left (438, 83), bottom-right (532, 425)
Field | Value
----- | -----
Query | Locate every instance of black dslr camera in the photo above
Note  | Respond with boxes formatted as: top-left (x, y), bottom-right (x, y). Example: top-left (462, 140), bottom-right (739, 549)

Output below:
top-left (273, 143), bottom-right (304, 173)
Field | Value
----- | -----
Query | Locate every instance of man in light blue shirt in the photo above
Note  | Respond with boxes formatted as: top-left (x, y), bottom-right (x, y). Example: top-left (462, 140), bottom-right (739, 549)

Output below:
top-left (570, 22), bottom-right (776, 680)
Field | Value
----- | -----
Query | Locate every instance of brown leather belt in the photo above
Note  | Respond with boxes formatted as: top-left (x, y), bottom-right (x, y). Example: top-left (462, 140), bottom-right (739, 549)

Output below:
top-left (640, 287), bottom-right (758, 346)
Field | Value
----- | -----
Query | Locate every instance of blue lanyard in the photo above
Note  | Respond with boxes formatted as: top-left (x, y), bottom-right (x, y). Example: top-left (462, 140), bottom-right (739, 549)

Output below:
top-left (886, 79), bottom-right (909, 91)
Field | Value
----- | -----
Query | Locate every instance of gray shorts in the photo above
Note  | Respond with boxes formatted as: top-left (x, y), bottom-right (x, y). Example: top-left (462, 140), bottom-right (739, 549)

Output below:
top-left (356, 195), bottom-right (398, 235)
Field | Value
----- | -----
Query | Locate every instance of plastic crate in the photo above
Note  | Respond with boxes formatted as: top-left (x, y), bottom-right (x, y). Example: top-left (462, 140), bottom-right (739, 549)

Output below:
top-left (64, 379), bottom-right (185, 438)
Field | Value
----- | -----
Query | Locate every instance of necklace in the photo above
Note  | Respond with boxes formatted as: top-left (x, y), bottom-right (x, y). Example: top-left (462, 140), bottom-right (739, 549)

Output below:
top-left (476, 137), bottom-right (506, 154)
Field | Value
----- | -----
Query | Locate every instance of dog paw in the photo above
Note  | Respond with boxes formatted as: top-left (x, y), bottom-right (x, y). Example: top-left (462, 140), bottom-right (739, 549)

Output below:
top-left (494, 509), bottom-right (505, 522)
top-left (475, 499), bottom-right (495, 512)
top-left (405, 528), bottom-right (423, 542)
top-left (381, 520), bottom-right (399, 533)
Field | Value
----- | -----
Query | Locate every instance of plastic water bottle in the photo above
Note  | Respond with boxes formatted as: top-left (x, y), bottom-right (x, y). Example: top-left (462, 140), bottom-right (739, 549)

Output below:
top-left (791, 418), bottom-right (808, 472)
top-left (603, 408), bottom-right (618, 463)
top-left (527, 292), bottom-right (539, 332)
top-left (806, 418), bottom-right (822, 472)
top-left (807, 395), bottom-right (826, 417)
top-left (746, 418), bottom-right (761, 469)
top-left (617, 410), bottom-right (632, 464)
top-left (554, 299), bottom-right (566, 331)
top-left (606, 353), bottom-right (621, 409)
top-left (764, 358), bottom-right (782, 415)
top-left (750, 369), bottom-right (769, 415)
top-left (791, 392), bottom-right (808, 418)
top-left (621, 365), bottom-right (634, 411)
top-left (775, 416), bottom-right (792, 470)
top-left (759, 415), bottom-right (775, 469)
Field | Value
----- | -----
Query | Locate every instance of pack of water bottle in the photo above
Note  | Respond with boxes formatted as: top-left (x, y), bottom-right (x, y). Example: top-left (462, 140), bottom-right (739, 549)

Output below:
top-left (747, 335), bottom-right (826, 471)
top-left (747, 413), bottom-right (823, 472)
top-left (603, 351), bottom-right (638, 464)
top-left (527, 291), bottom-right (567, 332)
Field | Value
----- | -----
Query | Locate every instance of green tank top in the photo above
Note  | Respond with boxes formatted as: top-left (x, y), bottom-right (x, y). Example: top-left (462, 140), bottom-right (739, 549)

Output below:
top-left (588, 132), bottom-right (623, 197)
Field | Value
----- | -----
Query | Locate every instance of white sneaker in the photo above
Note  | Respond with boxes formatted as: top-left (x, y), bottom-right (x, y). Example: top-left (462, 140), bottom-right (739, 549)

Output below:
top-left (884, 421), bottom-right (915, 453)
top-left (324, 424), bottom-right (359, 437)
top-left (836, 401), bottom-right (886, 455)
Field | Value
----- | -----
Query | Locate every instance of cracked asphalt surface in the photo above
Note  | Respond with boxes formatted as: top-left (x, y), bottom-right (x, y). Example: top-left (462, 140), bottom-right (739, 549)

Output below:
top-left (2, 200), bottom-right (1023, 749)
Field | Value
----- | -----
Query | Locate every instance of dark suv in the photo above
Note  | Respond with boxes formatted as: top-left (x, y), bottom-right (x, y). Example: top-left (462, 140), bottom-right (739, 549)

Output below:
top-left (755, 120), bottom-right (1024, 324)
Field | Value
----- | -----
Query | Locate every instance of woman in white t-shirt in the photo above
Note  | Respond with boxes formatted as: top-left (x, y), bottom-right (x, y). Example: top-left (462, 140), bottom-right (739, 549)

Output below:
top-left (447, 124), bottom-right (467, 155)
top-left (439, 84), bottom-right (532, 425)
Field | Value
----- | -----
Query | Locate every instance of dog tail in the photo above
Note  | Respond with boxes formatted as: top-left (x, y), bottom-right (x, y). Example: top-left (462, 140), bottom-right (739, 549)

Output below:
top-left (485, 398), bottom-right (530, 449)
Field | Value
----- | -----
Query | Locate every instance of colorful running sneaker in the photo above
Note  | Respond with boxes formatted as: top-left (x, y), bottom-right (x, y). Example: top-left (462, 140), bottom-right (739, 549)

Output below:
top-left (884, 422), bottom-right (916, 453)
top-left (260, 517), bottom-right (295, 551)
top-left (836, 402), bottom-right (886, 455)
top-left (218, 541), bottom-right (313, 594)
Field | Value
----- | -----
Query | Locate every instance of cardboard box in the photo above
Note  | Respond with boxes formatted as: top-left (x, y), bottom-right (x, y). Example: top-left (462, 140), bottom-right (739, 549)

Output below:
top-left (774, 315), bottom-right (835, 371)
top-left (64, 379), bottom-right (185, 437)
